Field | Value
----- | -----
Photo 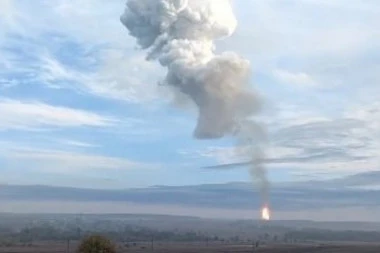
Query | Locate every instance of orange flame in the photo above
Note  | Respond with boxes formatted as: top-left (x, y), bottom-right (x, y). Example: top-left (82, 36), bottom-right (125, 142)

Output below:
top-left (261, 205), bottom-right (271, 221)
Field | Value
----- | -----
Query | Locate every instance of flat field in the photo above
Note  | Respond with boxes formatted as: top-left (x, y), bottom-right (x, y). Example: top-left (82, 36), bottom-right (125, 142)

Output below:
top-left (1, 242), bottom-right (380, 253)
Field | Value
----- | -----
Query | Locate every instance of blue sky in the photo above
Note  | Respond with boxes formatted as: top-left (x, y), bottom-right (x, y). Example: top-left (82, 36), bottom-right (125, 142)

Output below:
top-left (0, 0), bottom-right (379, 189)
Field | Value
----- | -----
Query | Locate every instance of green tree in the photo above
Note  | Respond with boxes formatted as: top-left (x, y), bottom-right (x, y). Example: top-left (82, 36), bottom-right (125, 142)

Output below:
top-left (77, 235), bottom-right (116, 253)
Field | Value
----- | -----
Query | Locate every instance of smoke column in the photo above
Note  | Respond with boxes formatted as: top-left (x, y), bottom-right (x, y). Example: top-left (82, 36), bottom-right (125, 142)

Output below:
top-left (121, 0), bottom-right (269, 210)
top-left (236, 121), bottom-right (269, 211)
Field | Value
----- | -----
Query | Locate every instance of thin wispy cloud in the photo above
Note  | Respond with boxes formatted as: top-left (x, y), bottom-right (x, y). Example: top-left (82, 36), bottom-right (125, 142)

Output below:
top-left (0, 0), bottom-right (162, 104)
top-left (186, 103), bottom-right (380, 178)
top-left (57, 139), bottom-right (100, 148)
top-left (0, 98), bottom-right (115, 130)
top-left (0, 140), bottom-right (157, 176)
top-left (2, 148), bottom-right (143, 172)
top-left (273, 69), bottom-right (316, 87)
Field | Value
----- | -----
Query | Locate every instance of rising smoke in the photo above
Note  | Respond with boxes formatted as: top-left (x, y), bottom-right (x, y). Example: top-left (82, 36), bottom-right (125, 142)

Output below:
top-left (121, 0), bottom-right (269, 208)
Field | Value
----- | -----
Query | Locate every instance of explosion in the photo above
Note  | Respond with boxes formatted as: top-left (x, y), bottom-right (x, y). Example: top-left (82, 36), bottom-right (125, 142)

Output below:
top-left (120, 0), bottom-right (257, 139)
top-left (121, 0), bottom-right (268, 220)
top-left (261, 205), bottom-right (271, 221)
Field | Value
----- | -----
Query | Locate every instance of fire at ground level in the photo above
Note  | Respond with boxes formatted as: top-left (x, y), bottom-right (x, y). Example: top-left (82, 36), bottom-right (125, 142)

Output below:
top-left (261, 205), bottom-right (271, 221)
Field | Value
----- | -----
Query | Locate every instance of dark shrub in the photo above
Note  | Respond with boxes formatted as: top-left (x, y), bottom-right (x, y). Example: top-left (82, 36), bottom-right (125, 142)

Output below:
top-left (77, 235), bottom-right (116, 253)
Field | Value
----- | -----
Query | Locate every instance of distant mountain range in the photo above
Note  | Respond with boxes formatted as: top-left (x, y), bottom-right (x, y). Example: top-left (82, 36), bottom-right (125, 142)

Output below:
top-left (1, 171), bottom-right (380, 211)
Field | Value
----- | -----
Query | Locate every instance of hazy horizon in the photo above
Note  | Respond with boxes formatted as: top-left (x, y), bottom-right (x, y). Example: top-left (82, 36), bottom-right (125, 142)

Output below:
top-left (1, 200), bottom-right (380, 223)
top-left (0, 170), bottom-right (379, 222)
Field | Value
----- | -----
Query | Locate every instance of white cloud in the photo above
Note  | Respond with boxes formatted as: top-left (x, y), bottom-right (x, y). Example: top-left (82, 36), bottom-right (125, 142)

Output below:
top-left (50, 0), bottom-right (128, 44)
top-left (0, 78), bottom-right (18, 89)
top-left (273, 69), bottom-right (316, 87)
top-left (3, 48), bottom-right (162, 103)
top-left (297, 0), bottom-right (380, 12)
top-left (5, 149), bottom-right (136, 171)
top-left (0, 0), bottom-right (164, 104)
top-left (57, 139), bottom-right (100, 148)
top-left (0, 144), bottom-right (154, 173)
top-left (225, 0), bottom-right (380, 102)
top-left (345, 103), bottom-right (380, 130)
top-left (187, 101), bottom-right (380, 178)
top-left (0, 0), bottom-right (14, 22)
top-left (269, 107), bottom-right (380, 175)
top-left (0, 0), bottom-right (127, 45)
top-left (181, 145), bottom-right (303, 165)
top-left (0, 98), bottom-right (115, 130)
top-left (80, 50), bottom-right (163, 103)
top-left (230, 0), bottom-right (379, 57)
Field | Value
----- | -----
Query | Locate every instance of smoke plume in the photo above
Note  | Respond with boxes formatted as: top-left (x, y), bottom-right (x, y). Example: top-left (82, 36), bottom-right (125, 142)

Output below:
top-left (121, 0), bottom-right (269, 207)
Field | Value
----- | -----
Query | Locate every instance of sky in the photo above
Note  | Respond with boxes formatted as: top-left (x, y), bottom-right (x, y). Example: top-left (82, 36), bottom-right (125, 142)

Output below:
top-left (0, 0), bottom-right (380, 189)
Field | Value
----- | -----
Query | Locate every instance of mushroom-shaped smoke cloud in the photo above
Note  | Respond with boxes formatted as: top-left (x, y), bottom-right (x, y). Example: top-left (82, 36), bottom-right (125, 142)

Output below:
top-left (121, 0), bottom-right (260, 139)
top-left (121, 0), bottom-right (269, 213)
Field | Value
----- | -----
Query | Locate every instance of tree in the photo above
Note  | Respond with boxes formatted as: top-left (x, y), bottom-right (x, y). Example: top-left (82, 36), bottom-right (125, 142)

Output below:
top-left (77, 235), bottom-right (116, 253)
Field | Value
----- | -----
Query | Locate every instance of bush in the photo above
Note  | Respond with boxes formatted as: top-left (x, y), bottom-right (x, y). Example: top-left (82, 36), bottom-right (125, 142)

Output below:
top-left (77, 235), bottom-right (116, 253)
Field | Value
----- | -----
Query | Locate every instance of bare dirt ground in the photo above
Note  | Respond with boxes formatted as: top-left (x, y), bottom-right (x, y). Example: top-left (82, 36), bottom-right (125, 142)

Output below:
top-left (1, 242), bottom-right (380, 253)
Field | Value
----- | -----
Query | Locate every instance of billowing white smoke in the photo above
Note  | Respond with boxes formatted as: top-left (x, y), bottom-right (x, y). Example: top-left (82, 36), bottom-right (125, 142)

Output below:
top-left (121, 0), bottom-right (259, 139)
top-left (121, 0), bottom-right (268, 208)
